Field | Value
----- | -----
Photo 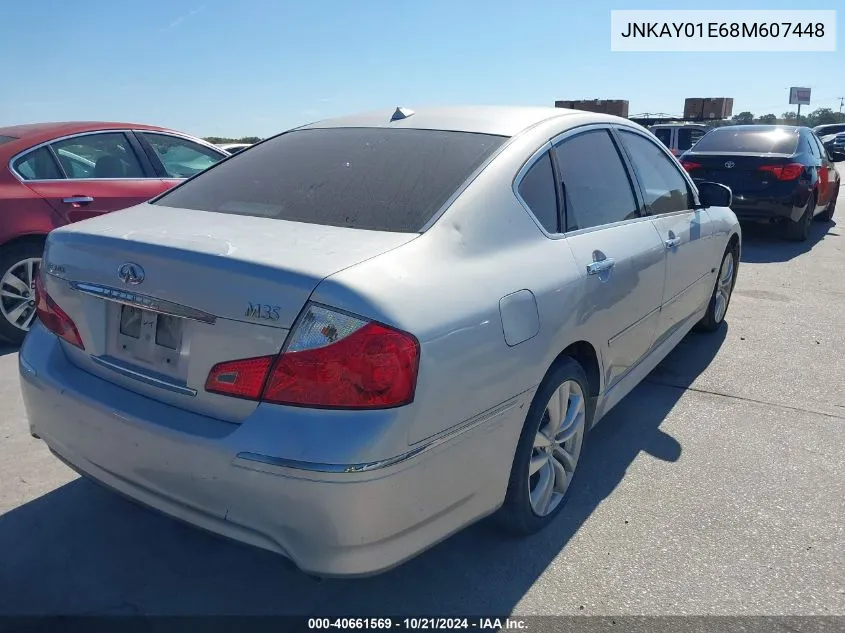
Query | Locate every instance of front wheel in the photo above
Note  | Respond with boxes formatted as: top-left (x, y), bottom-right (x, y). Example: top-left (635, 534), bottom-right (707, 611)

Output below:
top-left (697, 244), bottom-right (738, 333)
top-left (0, 242), bottom-right (44, 345)
top-left (495, 358), bottom-right (591, 536)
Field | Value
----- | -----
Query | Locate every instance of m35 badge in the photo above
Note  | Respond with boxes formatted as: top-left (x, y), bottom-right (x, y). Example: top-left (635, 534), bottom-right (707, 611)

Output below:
top-left (245, 302), bottom-right (281, 322)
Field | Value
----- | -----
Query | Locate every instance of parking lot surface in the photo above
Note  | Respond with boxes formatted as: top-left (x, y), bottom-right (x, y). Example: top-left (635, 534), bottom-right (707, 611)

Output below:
top-left (1, 171), bottom-right (843, 617)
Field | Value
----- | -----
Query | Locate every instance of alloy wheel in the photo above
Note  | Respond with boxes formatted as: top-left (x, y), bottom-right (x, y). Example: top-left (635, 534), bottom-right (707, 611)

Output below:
top-left (528, 379), bottom-right (586, 517)
top-left (713, 251), bottom-right (735, 324)
top-left (0, 257), bottom-right (41, 332)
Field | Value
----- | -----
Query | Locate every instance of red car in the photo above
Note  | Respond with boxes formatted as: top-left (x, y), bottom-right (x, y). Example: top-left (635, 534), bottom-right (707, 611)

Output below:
top-left (0, 121), bottom-right (229, 343)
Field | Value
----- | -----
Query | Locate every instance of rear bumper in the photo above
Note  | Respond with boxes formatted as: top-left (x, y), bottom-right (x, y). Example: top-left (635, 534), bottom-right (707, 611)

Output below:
top-left (18, 324), bottom-right (526, 577)
top-left (730, 192), bottom-right (807, 223)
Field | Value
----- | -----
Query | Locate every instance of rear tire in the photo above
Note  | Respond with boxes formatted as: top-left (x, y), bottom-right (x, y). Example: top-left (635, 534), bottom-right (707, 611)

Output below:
top-left (784, 195), bottom-right (815, 242)
top-left (697, 243), bottom-right (738, 333)
top-left (0, 241), bottom-right (44, 345)
top-left (495, 358), bottom-right (592, 536)
top-left (818, 184), bottom-right (838, 222)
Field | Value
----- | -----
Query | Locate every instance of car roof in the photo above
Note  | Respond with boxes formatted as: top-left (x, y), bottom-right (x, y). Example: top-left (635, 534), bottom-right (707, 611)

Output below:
top-left (0, 121), bottom-right (176, 154)
top-left (297, 105), bottom-right (587, 137)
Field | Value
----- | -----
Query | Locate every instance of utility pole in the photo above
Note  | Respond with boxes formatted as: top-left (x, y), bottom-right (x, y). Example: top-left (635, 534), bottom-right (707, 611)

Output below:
top-left (839, 97), bottom-right (844, 114)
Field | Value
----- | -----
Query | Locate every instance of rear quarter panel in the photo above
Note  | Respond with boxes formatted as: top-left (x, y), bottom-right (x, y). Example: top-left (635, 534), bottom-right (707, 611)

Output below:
top-left (311, 121), bottom-right (604, 447)
top-left (0, 176), bottom-right (63, 246)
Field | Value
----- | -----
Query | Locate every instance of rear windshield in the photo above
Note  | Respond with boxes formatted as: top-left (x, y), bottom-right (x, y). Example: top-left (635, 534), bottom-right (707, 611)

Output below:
top-left (0, 135), bottom-right (18, 145)
top-left (691, 128), bottom-right (799, 154)
top-left (153, 127), bottom-right (507, 233)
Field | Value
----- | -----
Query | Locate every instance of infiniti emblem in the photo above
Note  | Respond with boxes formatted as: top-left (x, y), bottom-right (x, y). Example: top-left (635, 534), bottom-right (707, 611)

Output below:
top-left (724, 161), bottom-right (735, 169)
top-left (117, 262), bottom-right (145, 285)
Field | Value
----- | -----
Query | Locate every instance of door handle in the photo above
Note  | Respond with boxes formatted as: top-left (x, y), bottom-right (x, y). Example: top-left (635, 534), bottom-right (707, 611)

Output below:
top-left (664, 237), bottom-right (681, 249)
top-left (586, 258), bottom-right (616, 275)
top-left (63, 196), bottom-right (94, 204)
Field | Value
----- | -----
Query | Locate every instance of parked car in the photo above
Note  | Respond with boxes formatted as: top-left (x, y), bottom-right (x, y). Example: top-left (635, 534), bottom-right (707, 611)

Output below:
top-left (649, 122), bottom-right (709, 157)
top-left (680, 125), bottom-right (841, 241)
top-left (19, 105), bottom-right (740, 577)
top-left (0, 122), bottom-right (229, 343)
top-left (820, 132), bottom-right (845, 159)
top-left (813, 123), bottom-right (845, 138)
top-left (217, 142), bottom-right (252, 154)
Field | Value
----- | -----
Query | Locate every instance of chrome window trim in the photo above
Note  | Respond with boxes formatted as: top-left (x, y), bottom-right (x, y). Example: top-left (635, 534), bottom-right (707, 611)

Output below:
top-left (612, 123), bottom-right (704, 210)
top-left (513, 122), bottom-right (657, 239)
top-left (511, 140), bottom-right (563, 239)
top-left (7, 128), bottom-right (226, 183)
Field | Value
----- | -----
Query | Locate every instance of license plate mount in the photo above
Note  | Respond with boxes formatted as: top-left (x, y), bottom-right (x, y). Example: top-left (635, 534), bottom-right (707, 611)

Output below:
top-left (116, 305), bottom-right (183, 371)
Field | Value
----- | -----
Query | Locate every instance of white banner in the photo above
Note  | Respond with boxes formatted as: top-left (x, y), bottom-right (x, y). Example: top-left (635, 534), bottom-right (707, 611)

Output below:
top-left (611, 10), bottom-right (837, 52)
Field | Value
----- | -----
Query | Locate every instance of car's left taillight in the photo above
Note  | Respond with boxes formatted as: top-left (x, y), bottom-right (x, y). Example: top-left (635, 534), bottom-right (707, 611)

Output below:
top-left (34, 275), bottom-right (84, 349)
top-left (205, 303), bottom-right (420, 409)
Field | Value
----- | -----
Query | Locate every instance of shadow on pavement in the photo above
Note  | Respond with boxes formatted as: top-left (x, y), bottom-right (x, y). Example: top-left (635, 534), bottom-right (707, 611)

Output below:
top-left (739, 219), bottom-right (838, 264)
top-left (0, 345), bottom-right (18, 358)
top-left (0, 326), bottom-right (727, 617)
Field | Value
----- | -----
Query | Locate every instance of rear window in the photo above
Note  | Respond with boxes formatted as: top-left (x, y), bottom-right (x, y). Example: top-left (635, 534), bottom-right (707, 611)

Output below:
top-left (153, 128), bottom-right (507, 233)
top-left (0, 135), bottom-right (17, 145)
top-left (692, 128), bottom-right (799, 154)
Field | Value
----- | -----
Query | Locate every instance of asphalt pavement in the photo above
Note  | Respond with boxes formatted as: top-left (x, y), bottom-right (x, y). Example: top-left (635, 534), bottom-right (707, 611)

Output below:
top-left (1, 171), bottom-right (843, 619)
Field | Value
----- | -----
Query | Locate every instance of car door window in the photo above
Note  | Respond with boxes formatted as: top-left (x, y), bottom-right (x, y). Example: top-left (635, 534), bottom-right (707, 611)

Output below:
top-left (617, 129), bottom-right (693, 215)
top-left (517, 151), bottom-right (559, 233)
top-left (141, 133), bottom-right (224, 178)
top-left (51, 133), bottom-right (145, 179)
top-left (677, 127), bottom-right (706, 152)
top-left (553, 129), bottom-right (639, 231)
top-left (652, 128), bottom-right (672, 148)
top-left (12, 147), bottom-right (63, 180)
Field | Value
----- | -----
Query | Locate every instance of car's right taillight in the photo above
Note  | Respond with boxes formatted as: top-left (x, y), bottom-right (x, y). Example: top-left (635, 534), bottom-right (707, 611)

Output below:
top-left (759, 163), bottom-right (804, 181)
top-left (204, 304), bottom-right (420, 410)
top-left (681, 160), bottom-right (701, 172)
top-left (34, 275), bottom-right (84, 349)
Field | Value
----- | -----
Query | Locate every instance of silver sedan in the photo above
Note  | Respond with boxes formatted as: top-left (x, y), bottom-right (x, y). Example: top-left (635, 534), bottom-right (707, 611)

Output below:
top-left (19, 105), bottom-right (740, 577)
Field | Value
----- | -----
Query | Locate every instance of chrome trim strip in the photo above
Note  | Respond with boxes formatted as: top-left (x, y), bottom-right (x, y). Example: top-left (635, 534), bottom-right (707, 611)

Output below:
top-left (237, 396), bottom-right (522, 474)
top-left (69, 281), bottom-right (217, 324)
top-left (91, 356), bottom-right (197, 397)
top-left (7, 128), bottom-right (227, 183)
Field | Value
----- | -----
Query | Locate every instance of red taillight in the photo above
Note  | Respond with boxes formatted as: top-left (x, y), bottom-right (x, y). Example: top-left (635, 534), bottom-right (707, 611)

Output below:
top-left (34, 275), bottom-right (84, 349)
top-left (204, 304), bottom-right (420, 409)
top-left (205, 355), bottom-right (274, 400)
top-left (681, 161), bottom-right (701, 172)
top-left (759, 163), bottom-right (804, 181)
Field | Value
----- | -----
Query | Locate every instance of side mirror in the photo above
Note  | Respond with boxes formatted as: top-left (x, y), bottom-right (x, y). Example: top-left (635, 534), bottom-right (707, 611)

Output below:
top-left (696, 181), bottom-right (732, 208)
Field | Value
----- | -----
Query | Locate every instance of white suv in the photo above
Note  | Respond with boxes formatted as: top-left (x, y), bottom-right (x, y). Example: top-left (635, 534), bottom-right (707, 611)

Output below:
top-left (649, 123), bottom-right (709, 157)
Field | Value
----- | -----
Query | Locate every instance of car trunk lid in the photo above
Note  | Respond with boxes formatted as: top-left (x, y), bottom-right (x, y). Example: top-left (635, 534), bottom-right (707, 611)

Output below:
top-left (42, 203), bottom-right (417, 422)
top-left (681, 152), bottom-right (800, 193)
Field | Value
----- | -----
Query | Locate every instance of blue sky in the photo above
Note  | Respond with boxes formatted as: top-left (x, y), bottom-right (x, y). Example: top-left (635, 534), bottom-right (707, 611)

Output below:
top-left (1, 0), bottom-right (842, 138)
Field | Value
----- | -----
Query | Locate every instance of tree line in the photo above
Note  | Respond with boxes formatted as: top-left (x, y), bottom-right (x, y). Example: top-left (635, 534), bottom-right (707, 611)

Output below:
top-left (202, 136), bottom-right (262, 145)
top-left (712, 107), bottom-right (845, 128)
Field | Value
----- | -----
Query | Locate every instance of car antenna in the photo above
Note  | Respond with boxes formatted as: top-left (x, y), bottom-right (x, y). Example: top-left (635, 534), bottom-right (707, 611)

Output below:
top-left (390, 107), bottom-right (415, 122)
